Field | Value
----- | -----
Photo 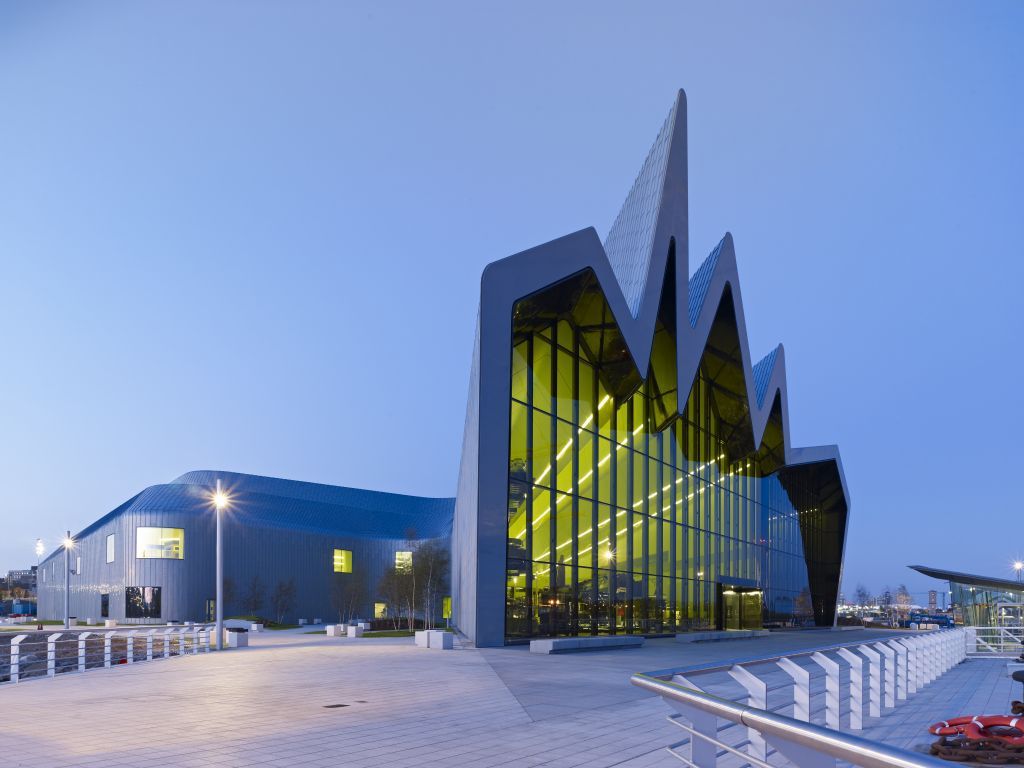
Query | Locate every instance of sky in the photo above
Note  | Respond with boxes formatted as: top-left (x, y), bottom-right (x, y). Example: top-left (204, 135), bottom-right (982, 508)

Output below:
top-left (1, 2), bottom-right (1022, 603)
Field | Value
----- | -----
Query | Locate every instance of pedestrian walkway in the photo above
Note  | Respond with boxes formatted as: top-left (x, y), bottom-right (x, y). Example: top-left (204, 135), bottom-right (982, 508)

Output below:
top-left (0, 627), bottom-right (985, 768)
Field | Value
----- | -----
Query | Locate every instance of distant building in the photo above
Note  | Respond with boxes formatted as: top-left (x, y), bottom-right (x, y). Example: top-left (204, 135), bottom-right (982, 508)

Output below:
top-left (911, 565), bottom-right (1024, 627)
top-left (928, 590), bottom-right (937, 611)
top-left (38, 471), bottom-right (453, 625)
top-left (4, 567), bottom-right (36, 595)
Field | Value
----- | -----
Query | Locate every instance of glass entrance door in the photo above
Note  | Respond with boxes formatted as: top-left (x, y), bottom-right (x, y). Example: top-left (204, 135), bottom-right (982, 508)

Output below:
top-left (719, 585), bottom-right (763, 630)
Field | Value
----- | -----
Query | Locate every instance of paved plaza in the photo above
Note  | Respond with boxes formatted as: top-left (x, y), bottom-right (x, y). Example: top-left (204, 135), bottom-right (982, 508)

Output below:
top-left (0, 627), bottom-right (1007, 767)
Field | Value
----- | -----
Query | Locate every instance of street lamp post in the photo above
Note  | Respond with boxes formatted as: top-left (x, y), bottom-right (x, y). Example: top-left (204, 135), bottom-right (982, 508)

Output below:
top-left (63, 531), bottom-right (73, 630)
top-left (213, 480), bottom-right (228, 650)
top-left (1015, 561), bottom-right (1023, 584)
top-left (35, 538), bottom-right (44, 630)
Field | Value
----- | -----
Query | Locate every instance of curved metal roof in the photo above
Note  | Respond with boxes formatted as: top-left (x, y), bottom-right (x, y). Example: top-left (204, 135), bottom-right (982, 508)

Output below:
top-left (63, 470), bottom-right (454, 550)
top-left (909, 565), bottom-right (1024, 593)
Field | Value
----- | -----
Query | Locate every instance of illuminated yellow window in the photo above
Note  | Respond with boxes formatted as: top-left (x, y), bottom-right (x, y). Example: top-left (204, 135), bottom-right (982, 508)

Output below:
top-left (333, 549), bottom-right (352, 573)
top-left (395, 551), bottom-right (412, 570)
top-left (374, 602), bottom-right (387, 619)
top-left (136, 527), bottom-right (184, 559)
top-left (443, 596), bottom-right (452, 620)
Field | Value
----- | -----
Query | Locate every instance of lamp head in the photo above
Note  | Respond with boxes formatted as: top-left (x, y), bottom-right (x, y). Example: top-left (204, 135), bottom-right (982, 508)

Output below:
top-left (62, 536), bottom-right (74, 550)
top-left (1015, 561), bottom-right (1023, 572)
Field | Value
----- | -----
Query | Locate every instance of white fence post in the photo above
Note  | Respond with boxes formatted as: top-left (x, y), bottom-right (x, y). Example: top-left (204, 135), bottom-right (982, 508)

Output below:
top-left (811, 652), bottom-right (841, 729)
top-left (104, 632), bottom-right (112, 668)
top-left (126, 630), bottom-right (137, 664)
top-left (146, 629), bottom-right (156, 661)
top-left (670, 675), bottom-right (719, 768)
top-left (876, 643), bottom-right (896, 709)
top-left (887, 640), bottom-right (908, 700)
top-left (896, 638), bottom-right (918, 695)
top-left (78, 631), bottom-right (92, 673)
top-left (729, 664), bottom-right (768, 762)
top-left (836, 647), bottom-right (863, 730)
top-left (179, 628), bottom-right (190, 655)
top-left (858, 644), bottom-right (882, 717)
top-left (163, 628), bottom-right (173, 658)
top-left (47, 633), bottom-right (62, 677)
top-left (778, 656), bottom-right (810, 721)
top-left (192, 625), bottom-right (201, 654)
top-left (9, 634), bottom-right (27, 683)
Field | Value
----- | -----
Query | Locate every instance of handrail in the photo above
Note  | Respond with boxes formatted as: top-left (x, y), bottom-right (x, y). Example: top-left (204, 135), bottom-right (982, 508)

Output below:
top-left (642, 629), bottom-right (917, 680)
top-left (631, 672), bottom-right (947, 768)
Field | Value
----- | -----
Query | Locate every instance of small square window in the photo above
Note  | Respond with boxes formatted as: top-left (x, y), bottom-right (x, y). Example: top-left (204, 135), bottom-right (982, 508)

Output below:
top-left (395, 551), bottom-right (412, 570)
top-left (106, 533), bottom-right (116, 564)
top-left (333, 549), bottom-right (352, 573)
top-left (374, 602), bottom-right (387, 619)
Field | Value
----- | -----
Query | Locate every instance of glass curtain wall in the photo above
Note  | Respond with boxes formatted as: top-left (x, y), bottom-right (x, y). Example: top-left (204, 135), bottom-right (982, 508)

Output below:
top-left (505, 311), bottom-right (820, 641)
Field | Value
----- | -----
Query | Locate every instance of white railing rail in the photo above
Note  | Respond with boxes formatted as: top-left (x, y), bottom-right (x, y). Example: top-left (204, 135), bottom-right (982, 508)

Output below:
top-left (631, 629), bottom-right (966, 767)
top-left (966, 626), bottom-right (1024, 656)
top-left (0, 624), bottom-right (214, 685)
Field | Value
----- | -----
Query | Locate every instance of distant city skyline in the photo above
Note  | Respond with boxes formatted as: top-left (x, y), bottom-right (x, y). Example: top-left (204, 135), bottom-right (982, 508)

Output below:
top-left (1, 2), bottom-right (1022, 602)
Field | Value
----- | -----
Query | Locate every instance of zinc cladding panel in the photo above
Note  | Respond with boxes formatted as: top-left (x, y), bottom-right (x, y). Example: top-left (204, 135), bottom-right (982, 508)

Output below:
top-left (602, 98), bottom-right (678, 318)
top-left (752, 347), bottom-right (779, 409)
top-left (687, 238), bottom-right (724, 327)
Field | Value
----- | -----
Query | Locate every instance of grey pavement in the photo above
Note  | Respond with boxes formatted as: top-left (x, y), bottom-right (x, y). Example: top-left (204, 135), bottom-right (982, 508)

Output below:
top-left (0, 627), bottom-right (1004, 767)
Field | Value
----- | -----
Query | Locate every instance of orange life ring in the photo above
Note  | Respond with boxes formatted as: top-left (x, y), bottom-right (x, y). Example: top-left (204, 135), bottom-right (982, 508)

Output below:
top-left (930, 715), bottom-right (1024, 746)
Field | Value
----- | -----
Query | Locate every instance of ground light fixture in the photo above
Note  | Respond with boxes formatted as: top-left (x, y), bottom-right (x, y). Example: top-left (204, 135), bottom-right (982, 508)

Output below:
top-left (212, 479), bottom-right (230, 650)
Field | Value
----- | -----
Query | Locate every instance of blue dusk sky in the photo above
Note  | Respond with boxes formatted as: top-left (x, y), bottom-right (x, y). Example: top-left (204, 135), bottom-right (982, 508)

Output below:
top-left (1, 2), bottom-right (1021, 602)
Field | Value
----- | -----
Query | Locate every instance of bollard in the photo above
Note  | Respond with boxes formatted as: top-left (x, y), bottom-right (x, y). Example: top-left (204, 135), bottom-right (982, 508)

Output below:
top-left (104, 632), bottom-right (112, 668)
top-left (10, 634), bottom-right (27, 683)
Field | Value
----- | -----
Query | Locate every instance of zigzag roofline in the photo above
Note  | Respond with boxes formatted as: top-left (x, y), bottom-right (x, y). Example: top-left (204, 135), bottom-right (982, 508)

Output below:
top-left (452, 88), bottom-right (849, 646)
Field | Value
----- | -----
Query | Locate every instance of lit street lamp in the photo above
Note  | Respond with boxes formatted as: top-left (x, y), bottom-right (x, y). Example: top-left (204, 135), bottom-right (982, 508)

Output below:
top-left (1015, 561), bottom-right (1023, 584)
top-left (212, 480), bottom-right (229, 650)
top-left (63, 531), bottom-right (74, 629)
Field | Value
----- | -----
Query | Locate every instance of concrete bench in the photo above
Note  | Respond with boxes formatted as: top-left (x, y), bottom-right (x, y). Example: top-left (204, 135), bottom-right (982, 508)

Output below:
top-left (529, 636), bottom-right (644, 654)
top-left (325, 624), bottom-right (344, 637)
top-left (346, 625), bottom-right (364, 638)
top-left (674, 629), bottom-right (770, 643)
top-left (104, 619), bottom-right (117, 628)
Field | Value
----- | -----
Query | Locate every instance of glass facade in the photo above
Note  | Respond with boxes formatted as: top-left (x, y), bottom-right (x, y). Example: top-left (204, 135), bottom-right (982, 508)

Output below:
top-left (136, 527), bottom-right (184, 559)
top-left (505, 287), bottom-right (834, 641)
top-left (126, 586), bottom-right (161, 619)
top-left (951, 581), bottom-right (1024, 627)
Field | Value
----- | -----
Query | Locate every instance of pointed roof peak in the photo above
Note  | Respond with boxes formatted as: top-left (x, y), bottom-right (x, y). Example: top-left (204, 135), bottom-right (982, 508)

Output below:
top-left (603, 92), bottom-right (685, 317)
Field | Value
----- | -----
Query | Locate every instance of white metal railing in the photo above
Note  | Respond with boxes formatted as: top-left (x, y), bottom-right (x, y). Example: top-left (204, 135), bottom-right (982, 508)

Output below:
top-left (631, 629), bottom-right (966, 767)
top-left (1, 624), bottom-right (214, 685)
top-left (966, 626), bottom-right (1024, 656)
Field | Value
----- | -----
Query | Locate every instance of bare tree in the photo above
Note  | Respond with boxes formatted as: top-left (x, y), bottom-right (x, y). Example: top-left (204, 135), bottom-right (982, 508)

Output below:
top-left (414, 540), bottom-right (450, 630)
top-left (243, 575), bottom-right (265, 616)
top-left (270, 579), bottom-right (296, 624)
top-left (329, 570), bottom-right (367, 624)
top-left (854, 584), bottom-right (871, 608)
top-left (377, 567), bottom-right (409, 630)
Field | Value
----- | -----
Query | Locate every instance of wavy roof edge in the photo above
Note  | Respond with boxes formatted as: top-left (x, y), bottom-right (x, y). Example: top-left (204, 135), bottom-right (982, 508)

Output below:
top-left (45, 470), bottom-right (454, 561)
